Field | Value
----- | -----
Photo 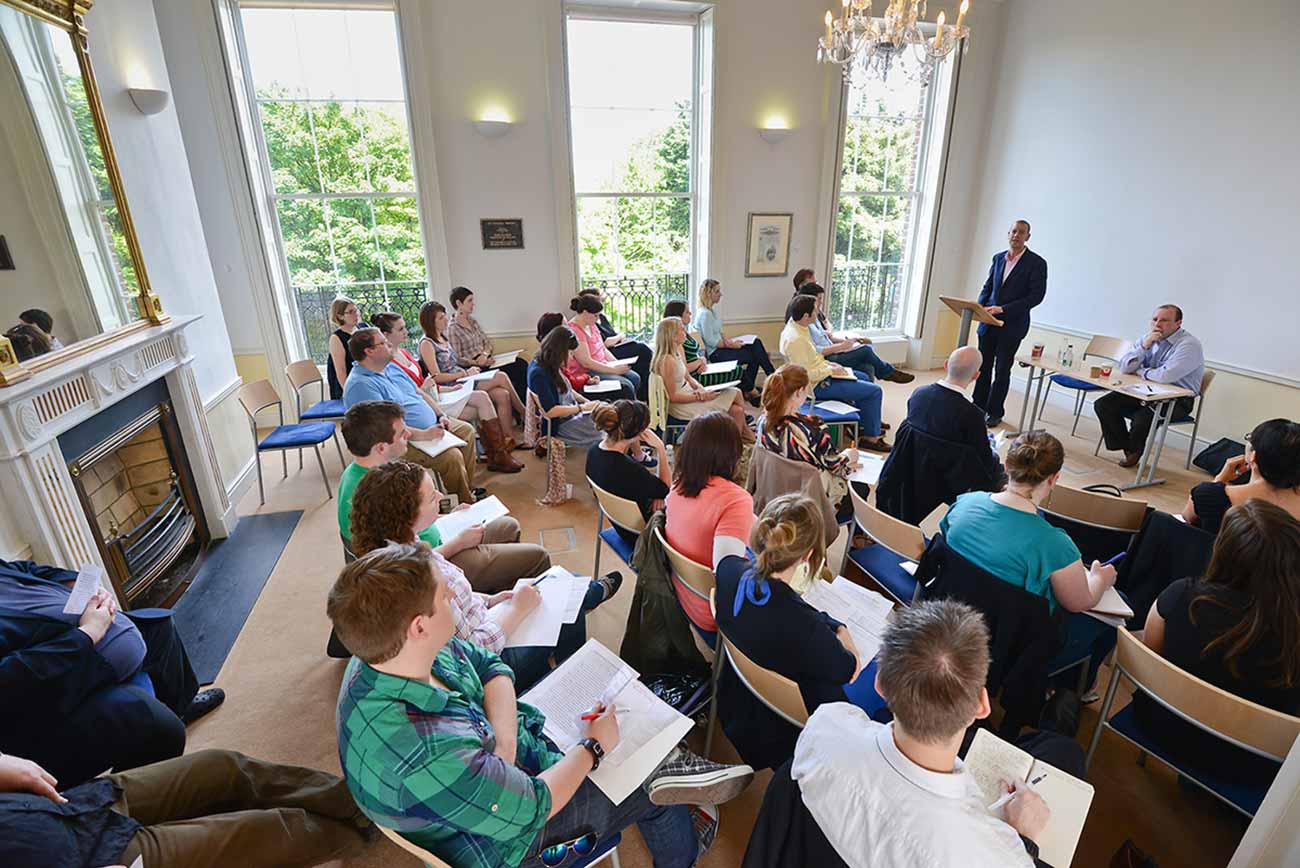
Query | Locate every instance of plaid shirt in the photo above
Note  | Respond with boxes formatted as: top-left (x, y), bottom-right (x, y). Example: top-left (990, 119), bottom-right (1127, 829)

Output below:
top-left (448, 316), bottom-right (493, 364)
top-left (437, 551), bottom-right (507, 653)
top-left (337, 639), bottom-right (565, 868)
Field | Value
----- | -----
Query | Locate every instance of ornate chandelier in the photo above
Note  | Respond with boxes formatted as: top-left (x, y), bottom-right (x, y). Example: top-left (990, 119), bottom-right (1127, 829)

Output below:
top-left (818, 0), bottom-right (970, 85)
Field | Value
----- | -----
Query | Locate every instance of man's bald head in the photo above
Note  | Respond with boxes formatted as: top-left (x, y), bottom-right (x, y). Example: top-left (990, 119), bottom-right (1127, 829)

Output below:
top-left (945, 346), bottom-right (982, 387)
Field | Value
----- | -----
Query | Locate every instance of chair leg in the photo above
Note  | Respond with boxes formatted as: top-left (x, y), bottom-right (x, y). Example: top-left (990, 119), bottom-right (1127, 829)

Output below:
top-left (1035, 380), bottom-right (1053, 425)
top-left (1085, 666), bottom-right (1123, 772)
top-left (255, 452), bottom-right (265, 506)
top-left (282, 449), bottom-right (288, 479)
top-left (333, 431), bottom-right (346, 466)
top-left (314, 444), bottom-right (333, 499)
top-left (593, 512), bottom-right (604, 580)
top-left (1070, 391), bottom-right (1085, 437)
top-left (1094, 432), bottom-right (1104, 457)
top-left (1186, 416), bottom-right (1200, 469)
top-left (298, 446), bottom-right (303, 471)
top-left (703, 633), bottom-right (726, 759)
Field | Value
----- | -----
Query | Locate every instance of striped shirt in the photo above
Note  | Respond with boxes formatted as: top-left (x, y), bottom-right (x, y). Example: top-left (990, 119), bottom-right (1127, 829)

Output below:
top-left (336, 639), bottom-right (564, 868)
top-left (448, 316), bottom-right (493, 364)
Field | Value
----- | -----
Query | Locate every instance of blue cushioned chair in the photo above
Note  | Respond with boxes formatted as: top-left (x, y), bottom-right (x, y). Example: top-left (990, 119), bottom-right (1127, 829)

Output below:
top-left (1086, 627), bottom-right (1300, 818)
top-left (587, 477), bottom-right (645, 580)
top-left (286, 359), bottom-right (346, 422)
top-left (841, 486), bottom-right (925, 606)
top-left (1036, 334), bottom-right (1126, 436)
top-left (375, 823), bottom-right (621, 868)
top-left (237, 379), bottom-right (343, 505)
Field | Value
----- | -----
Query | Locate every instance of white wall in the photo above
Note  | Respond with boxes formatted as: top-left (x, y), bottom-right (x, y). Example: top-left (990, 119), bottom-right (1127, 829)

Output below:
top-left (954, 0), bottom-right (1300, 381)
top-left (86, 0), bottom-right (238, 402)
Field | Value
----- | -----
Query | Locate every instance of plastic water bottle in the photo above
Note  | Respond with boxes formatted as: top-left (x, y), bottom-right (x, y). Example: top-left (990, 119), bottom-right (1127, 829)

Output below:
top-left (1063, 343), bottom-right (1076, 368)
top-left (988, 432), bottom-right (998, 454)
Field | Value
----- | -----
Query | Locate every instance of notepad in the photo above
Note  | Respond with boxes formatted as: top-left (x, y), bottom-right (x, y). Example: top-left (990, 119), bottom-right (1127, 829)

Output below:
top-left (702, 360), bottom-right (739, 375)
top-left (583, 379), bottom-right (623, 394)
top-left (848, 454), bottom-right (886, 486)
top-left (435, 382), bottom-right (475, 405)
top-left (464, 370), bottom-right (500, 383)
top-left (802, 577), bottom-right (894, 664)
top-left (965, 728), bottom-right (1095, 868)
top-left (521, 640), bottom-right (693, 803)
top-left (489, 568), bottom-right (588, 648)
top-left (703, 381), bottom-right (737, 392)
top-left (63, 563), bottom-right (105, 615)
top-left (490, 350), bottom-right (520, 368)
top-left (1085, 586), bottom-right (1134, 626)
top-left (815, 400), bottom-right (860, 416)
top-left (732, 334), bottom-right (758, 345)
top-left (432, 495), bottom-right (508, 540)
top-left (409, 431), bottom-right (468, 460)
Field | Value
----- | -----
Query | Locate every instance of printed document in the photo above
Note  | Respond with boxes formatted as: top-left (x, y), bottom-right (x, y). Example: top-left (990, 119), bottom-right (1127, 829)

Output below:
top-left (433, 495), bottom-right (509, 540)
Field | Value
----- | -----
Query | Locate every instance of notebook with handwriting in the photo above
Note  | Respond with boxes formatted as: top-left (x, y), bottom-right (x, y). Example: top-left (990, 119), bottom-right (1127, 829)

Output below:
top-left (965, 728), bottom-right (1095, 868)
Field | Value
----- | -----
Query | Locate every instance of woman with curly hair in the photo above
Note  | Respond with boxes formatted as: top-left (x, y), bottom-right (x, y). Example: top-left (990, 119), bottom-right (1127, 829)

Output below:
top-left (350, 461), bottom-right (621, 689)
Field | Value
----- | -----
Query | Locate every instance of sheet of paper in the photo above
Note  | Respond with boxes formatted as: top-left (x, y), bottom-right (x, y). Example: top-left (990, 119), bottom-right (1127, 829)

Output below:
top-left (830, 575), bottom-right (897, 619)
top-left (1120, 382), bottom-right (1184, 400)
top-left (802, 578), bottom-right (891, 663)
top-left (703, 381), bottom-right (736, 392)
top-left (815, 400), bottom-right (860, 416)
top-left (433, 495), bottom-right (509, 540)
top-left (490, 350), bottom-right (521, 368)
top-left (583, 379), bottom-right (623, 394)
top-left (435, 382), bottom-right (475, 406)
top-left (898, 560), bottom-right (918, 575)
top-left (964, 728), bottom-right (1036, 807)
top-left (129, 858), bottom-right (144, 868)
top-left (1089, 586), bottom-right (1134, 618)
top-left (490, 577), bottom-right (565, 648)
top-left (732, 334), bottom-right (757, 345)
top-left (1031, 762), bottom-right (1096, 868)
top-left (409, 431), bottom-right (468, 460)
top-left (848, 454), bottom-right (886, 486)
top-left (531, 565), bottom-right (589, 623)
top-left (465, 370), bottom-right (499, 383)
top-left (63, 563), bottom-right (105, 615)
top-left (702, 360), bottom-right (739, 375)
top-left (522, 639), bottom-right (691, 803)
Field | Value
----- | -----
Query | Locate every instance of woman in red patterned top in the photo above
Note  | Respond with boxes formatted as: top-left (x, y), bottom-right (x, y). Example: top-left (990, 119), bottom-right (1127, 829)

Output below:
top-left (759, 364), bottom-right (864, 508)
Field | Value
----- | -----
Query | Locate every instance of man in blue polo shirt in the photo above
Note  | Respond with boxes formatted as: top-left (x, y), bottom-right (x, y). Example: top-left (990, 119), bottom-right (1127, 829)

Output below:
top-left (342, 327), bottom-right (478, 504)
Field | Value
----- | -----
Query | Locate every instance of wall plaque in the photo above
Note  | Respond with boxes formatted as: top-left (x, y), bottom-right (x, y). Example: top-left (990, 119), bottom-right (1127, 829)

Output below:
top-left (480, 219), bottom-right (525, 250)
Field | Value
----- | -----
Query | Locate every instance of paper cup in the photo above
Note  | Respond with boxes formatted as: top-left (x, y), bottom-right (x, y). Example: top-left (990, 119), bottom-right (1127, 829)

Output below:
top-left (1031, 343), bottom-right (1045, 359)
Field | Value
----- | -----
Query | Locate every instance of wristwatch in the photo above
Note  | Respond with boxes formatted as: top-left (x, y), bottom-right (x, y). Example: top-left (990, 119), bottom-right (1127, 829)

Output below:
top-left (577, 738), bottom-right (604, 770)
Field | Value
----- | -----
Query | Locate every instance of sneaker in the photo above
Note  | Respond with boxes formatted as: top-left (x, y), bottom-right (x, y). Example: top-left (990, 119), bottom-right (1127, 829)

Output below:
top-left (181, 687), bottom-right (226, 724)
top-left (647, 747), bottom-right (754, 806)
top-left (689, 803), bottom-right (719, 858)
top-left (883, 369), bottom-right (915, 384)
top-left (471, 487), bottom-right (489, 501)
top-left (637, 446), bottom-right (658, 468)
top-left (595, 570), bottom-right (624, 603)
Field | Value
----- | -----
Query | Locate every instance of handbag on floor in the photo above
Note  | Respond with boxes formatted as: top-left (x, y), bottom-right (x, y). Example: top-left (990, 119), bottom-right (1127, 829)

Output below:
top-left (1192, 438), bottom-right (1246, 476)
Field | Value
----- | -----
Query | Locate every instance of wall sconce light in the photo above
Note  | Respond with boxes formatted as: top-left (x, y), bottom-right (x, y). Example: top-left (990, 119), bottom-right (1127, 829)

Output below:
top-left (758, 113), bottom-right (791, 143)
top-left (128, 88), bottom-right (170, 116)
top-left (473, 106), bottom-right (513, 138)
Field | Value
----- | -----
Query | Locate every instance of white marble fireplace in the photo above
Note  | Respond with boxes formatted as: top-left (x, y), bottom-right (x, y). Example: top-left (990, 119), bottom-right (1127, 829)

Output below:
top-left (0, 315), bottom-right (234, 575)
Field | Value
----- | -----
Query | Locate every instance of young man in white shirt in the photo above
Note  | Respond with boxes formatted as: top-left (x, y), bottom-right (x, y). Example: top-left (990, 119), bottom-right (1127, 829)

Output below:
top-left (791, 600), bottom-right (1082, 868)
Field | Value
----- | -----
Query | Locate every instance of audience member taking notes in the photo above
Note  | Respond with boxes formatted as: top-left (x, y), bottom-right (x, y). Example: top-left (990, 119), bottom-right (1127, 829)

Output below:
top-left (1094, 304), bottom-right (1204, 468)
top-left (330, 543), bottom-right (753, 868)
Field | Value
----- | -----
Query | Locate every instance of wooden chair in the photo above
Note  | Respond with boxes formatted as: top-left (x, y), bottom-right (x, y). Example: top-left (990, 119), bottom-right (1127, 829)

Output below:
top-left (710, 589), bottom-right (809, 729)
top-left (285, 359), bottom-right (346, 422)
top-left (236, 379), bottom-right (343, 505)
top-left (1086, 628), bottom-right (1300, 817)
top-left (1040, 483), bottom-right (1147, 532)
top-left (842, 486), bottom-right (925, 605)
top-left (1036, 334), bottom-right (1126, 434)
top-left (587, 477), bottom-right (646, 579)
top-left (376, 824), bottom-right (622, 868)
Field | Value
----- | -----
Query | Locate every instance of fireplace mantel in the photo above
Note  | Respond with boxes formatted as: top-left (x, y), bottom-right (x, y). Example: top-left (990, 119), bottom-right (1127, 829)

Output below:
top-left (0, 315), bottom-right (235, 572)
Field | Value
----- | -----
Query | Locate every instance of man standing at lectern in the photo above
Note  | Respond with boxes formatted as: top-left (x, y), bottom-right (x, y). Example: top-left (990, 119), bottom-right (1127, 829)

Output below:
top-left (973, 220), bottom-right (1048, 427)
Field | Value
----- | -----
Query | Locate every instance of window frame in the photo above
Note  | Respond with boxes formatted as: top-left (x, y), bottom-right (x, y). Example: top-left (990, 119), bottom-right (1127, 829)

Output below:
top-left (222, 0), bottom-right (433, 361)
top-left (825, 44), bottom-right (959, 338)
top-left (561, 3), bottom-right (713, 327)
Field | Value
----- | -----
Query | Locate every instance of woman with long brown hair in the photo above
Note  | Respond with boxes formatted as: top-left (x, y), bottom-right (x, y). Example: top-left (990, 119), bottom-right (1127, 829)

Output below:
top-left (759, 364), bottom-right (862, 504)
top-left (350, 460), bottom-right (620, 689)
top-left (525, 326), bottom-right (603, 448)
top-left (1139, 498), bottom-right (1300, 779)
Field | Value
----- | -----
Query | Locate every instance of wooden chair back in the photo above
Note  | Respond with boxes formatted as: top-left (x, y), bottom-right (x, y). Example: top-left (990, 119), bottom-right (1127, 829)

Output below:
top-left (236, 379), bottom-right (282, 419)
top-left (850, 486), bottom-right (925, 560)
top-left (1199, 368), bottom-right (1216, 398)
top-left (589, 478), bottom-right (648, 535)
top-left (648, 372), bottom-right (670, 433)
top-left (1040, 484), bottom-right (1147, 532)
top-left (285, 359), bottom-right (323, 391)
top-left (1114, 628), bottom-right (1300, 760)
top-left (653, 525), bottom-right (715, 601)
top-left (710, 590), bottom-right (808, 727)
top-left (1084, 334), bottom-right (1127, 361)
top-left (376, 824), bottom-right (450, 868)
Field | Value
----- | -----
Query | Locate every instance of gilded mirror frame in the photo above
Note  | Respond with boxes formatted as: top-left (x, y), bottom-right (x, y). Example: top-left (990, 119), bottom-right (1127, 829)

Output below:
top-left (0, 0), bottom-right (167, 387)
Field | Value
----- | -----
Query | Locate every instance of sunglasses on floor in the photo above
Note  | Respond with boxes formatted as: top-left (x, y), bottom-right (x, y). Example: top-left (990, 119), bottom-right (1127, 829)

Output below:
top-left (539, 831), bottom-right (598, 866)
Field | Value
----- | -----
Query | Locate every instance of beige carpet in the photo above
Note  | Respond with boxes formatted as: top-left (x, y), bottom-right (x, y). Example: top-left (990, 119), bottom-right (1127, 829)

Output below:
top-left (186, 373), bottom-right (1243, 867)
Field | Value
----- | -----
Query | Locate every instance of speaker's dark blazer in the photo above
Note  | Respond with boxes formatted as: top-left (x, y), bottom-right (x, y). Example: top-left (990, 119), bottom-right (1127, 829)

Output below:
top-left (976, 248), bottom-right (1047, 340)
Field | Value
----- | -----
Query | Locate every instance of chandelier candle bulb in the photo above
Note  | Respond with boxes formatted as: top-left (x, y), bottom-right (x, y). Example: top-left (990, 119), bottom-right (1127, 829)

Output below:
top-left (826, 10), bottom-right (833, 44)
top-left (933, 10), bottom-right (945, 47)
top-left (956, 0), bottom-right (968, 30)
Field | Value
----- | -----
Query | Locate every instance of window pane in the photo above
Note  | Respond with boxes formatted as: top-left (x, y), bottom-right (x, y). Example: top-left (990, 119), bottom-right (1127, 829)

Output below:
top-left (577, 197), bottom-right (619, 277)
top-left (840, 73), bottom-right (926, 194)
top-left (325, 198), bottom-right (382, 284)
top-left (275, 198), bottom-right (332, 288)
top-left (358, 101), bottom-right (415, 192)
top-left (310, 101), bottom-right (370, 194)
top-left (372, 197), bottom-right (425, 282)
top-left (833, 194), bottom-right (912, 331)
top-left (259, 100), bottom-right (321, 194)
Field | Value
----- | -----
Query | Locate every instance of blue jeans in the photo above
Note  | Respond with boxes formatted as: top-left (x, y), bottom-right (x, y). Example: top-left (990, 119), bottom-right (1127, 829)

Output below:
top-left (814, 372), bottom-right (883, 437)
top-left (519, 778), bottom-right (696, 868)
top-left (583, 370), bottom-right (639, 400)
top-left (501, 582), bottom-right (607, 692)
top-left (826, 344), bottom-right (894, 382)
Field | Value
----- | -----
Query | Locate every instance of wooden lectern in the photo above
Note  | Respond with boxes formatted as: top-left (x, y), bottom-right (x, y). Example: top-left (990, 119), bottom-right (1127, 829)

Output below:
top-left (940, 295), bottom-right (1003, 347)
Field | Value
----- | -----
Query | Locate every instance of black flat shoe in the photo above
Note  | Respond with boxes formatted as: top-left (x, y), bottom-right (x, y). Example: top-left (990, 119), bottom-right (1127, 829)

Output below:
top-left (181, 687), bottom-right (226, 724)
top-left (471, 487), bottom-right (489, 501)
top-left (596, 570), bottom-right (624, 603)
top-left (985, 415), bottom-right (1003, 428)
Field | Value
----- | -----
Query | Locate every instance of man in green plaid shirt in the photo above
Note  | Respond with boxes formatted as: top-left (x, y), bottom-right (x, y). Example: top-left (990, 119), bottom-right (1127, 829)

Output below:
top-left (329, 541), bottom-right (753, 868)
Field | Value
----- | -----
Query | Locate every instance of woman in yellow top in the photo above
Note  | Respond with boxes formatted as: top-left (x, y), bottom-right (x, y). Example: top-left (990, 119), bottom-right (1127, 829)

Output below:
top-left (780, 295), bottom-right (890, 453)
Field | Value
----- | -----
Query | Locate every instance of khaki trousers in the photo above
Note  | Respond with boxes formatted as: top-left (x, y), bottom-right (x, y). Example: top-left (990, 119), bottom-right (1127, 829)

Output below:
top-left (403, 415), bottom-right (477, 504)
top-left (449, 515), bottom-right (552, 594)
top-left (113, 750), bottom-right (368, 868)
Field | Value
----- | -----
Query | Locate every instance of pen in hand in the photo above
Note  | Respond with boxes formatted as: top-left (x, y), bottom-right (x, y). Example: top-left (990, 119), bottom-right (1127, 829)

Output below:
top-left (988, 773), bottom-right (1048, 811)
top-left (579, 706), bottom-right (630, 721)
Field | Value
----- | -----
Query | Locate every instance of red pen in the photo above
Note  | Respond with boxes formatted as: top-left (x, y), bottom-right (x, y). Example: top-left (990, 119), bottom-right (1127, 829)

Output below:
top-left (579, 706), bottom-right (630, 720)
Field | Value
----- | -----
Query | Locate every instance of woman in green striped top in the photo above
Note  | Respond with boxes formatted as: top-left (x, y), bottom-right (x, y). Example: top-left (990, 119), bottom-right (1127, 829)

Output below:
top-left (664, 300), bottom-right (740, 387)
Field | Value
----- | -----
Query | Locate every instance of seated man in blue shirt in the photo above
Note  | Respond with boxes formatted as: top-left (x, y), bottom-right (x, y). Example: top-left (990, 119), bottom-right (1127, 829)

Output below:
top-left (342, 327), bottom-right (480, 504)
top-left (1093, 304), bottom-right (1205, 467)
top-left (330, 542), bottom-right (755, 868)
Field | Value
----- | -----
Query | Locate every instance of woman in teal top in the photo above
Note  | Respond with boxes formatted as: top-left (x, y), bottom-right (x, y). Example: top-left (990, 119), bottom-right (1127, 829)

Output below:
top-left (691, 279), bottom-right (773, 400)
top-left (940, 431), bottom-right (1120, 695)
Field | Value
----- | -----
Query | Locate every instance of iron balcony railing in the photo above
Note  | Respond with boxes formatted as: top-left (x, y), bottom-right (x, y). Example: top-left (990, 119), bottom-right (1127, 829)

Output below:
top-left (828, 262), bottom-right (905, 332)
top-left (293, 281), bottom-right (430, 363)
top-left (580, 273), bottom-right (690, 339)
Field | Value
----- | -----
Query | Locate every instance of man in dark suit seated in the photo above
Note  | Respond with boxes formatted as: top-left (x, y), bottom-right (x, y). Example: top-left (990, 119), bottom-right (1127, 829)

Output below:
top-left (877, 347), bottom-right (1006, 524)
top-left (0, 559), bottom-right (224, 788)
top-left (973, 219), bottom-right (1048, 427)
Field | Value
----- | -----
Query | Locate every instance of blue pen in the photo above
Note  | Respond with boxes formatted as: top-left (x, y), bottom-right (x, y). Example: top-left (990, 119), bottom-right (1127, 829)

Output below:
top-left (1102, 551), bottom-right (1126, 567)
top-left (532, 573), bottom-right (549, 587)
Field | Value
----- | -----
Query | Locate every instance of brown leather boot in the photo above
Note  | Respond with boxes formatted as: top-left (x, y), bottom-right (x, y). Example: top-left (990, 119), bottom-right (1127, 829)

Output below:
top-left (482, 419), bottom-right (524, 473)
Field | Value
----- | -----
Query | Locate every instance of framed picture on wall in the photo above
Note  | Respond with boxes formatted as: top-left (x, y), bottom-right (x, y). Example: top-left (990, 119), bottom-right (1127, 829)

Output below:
top-left (744, 212), bottom-right (793, 277)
